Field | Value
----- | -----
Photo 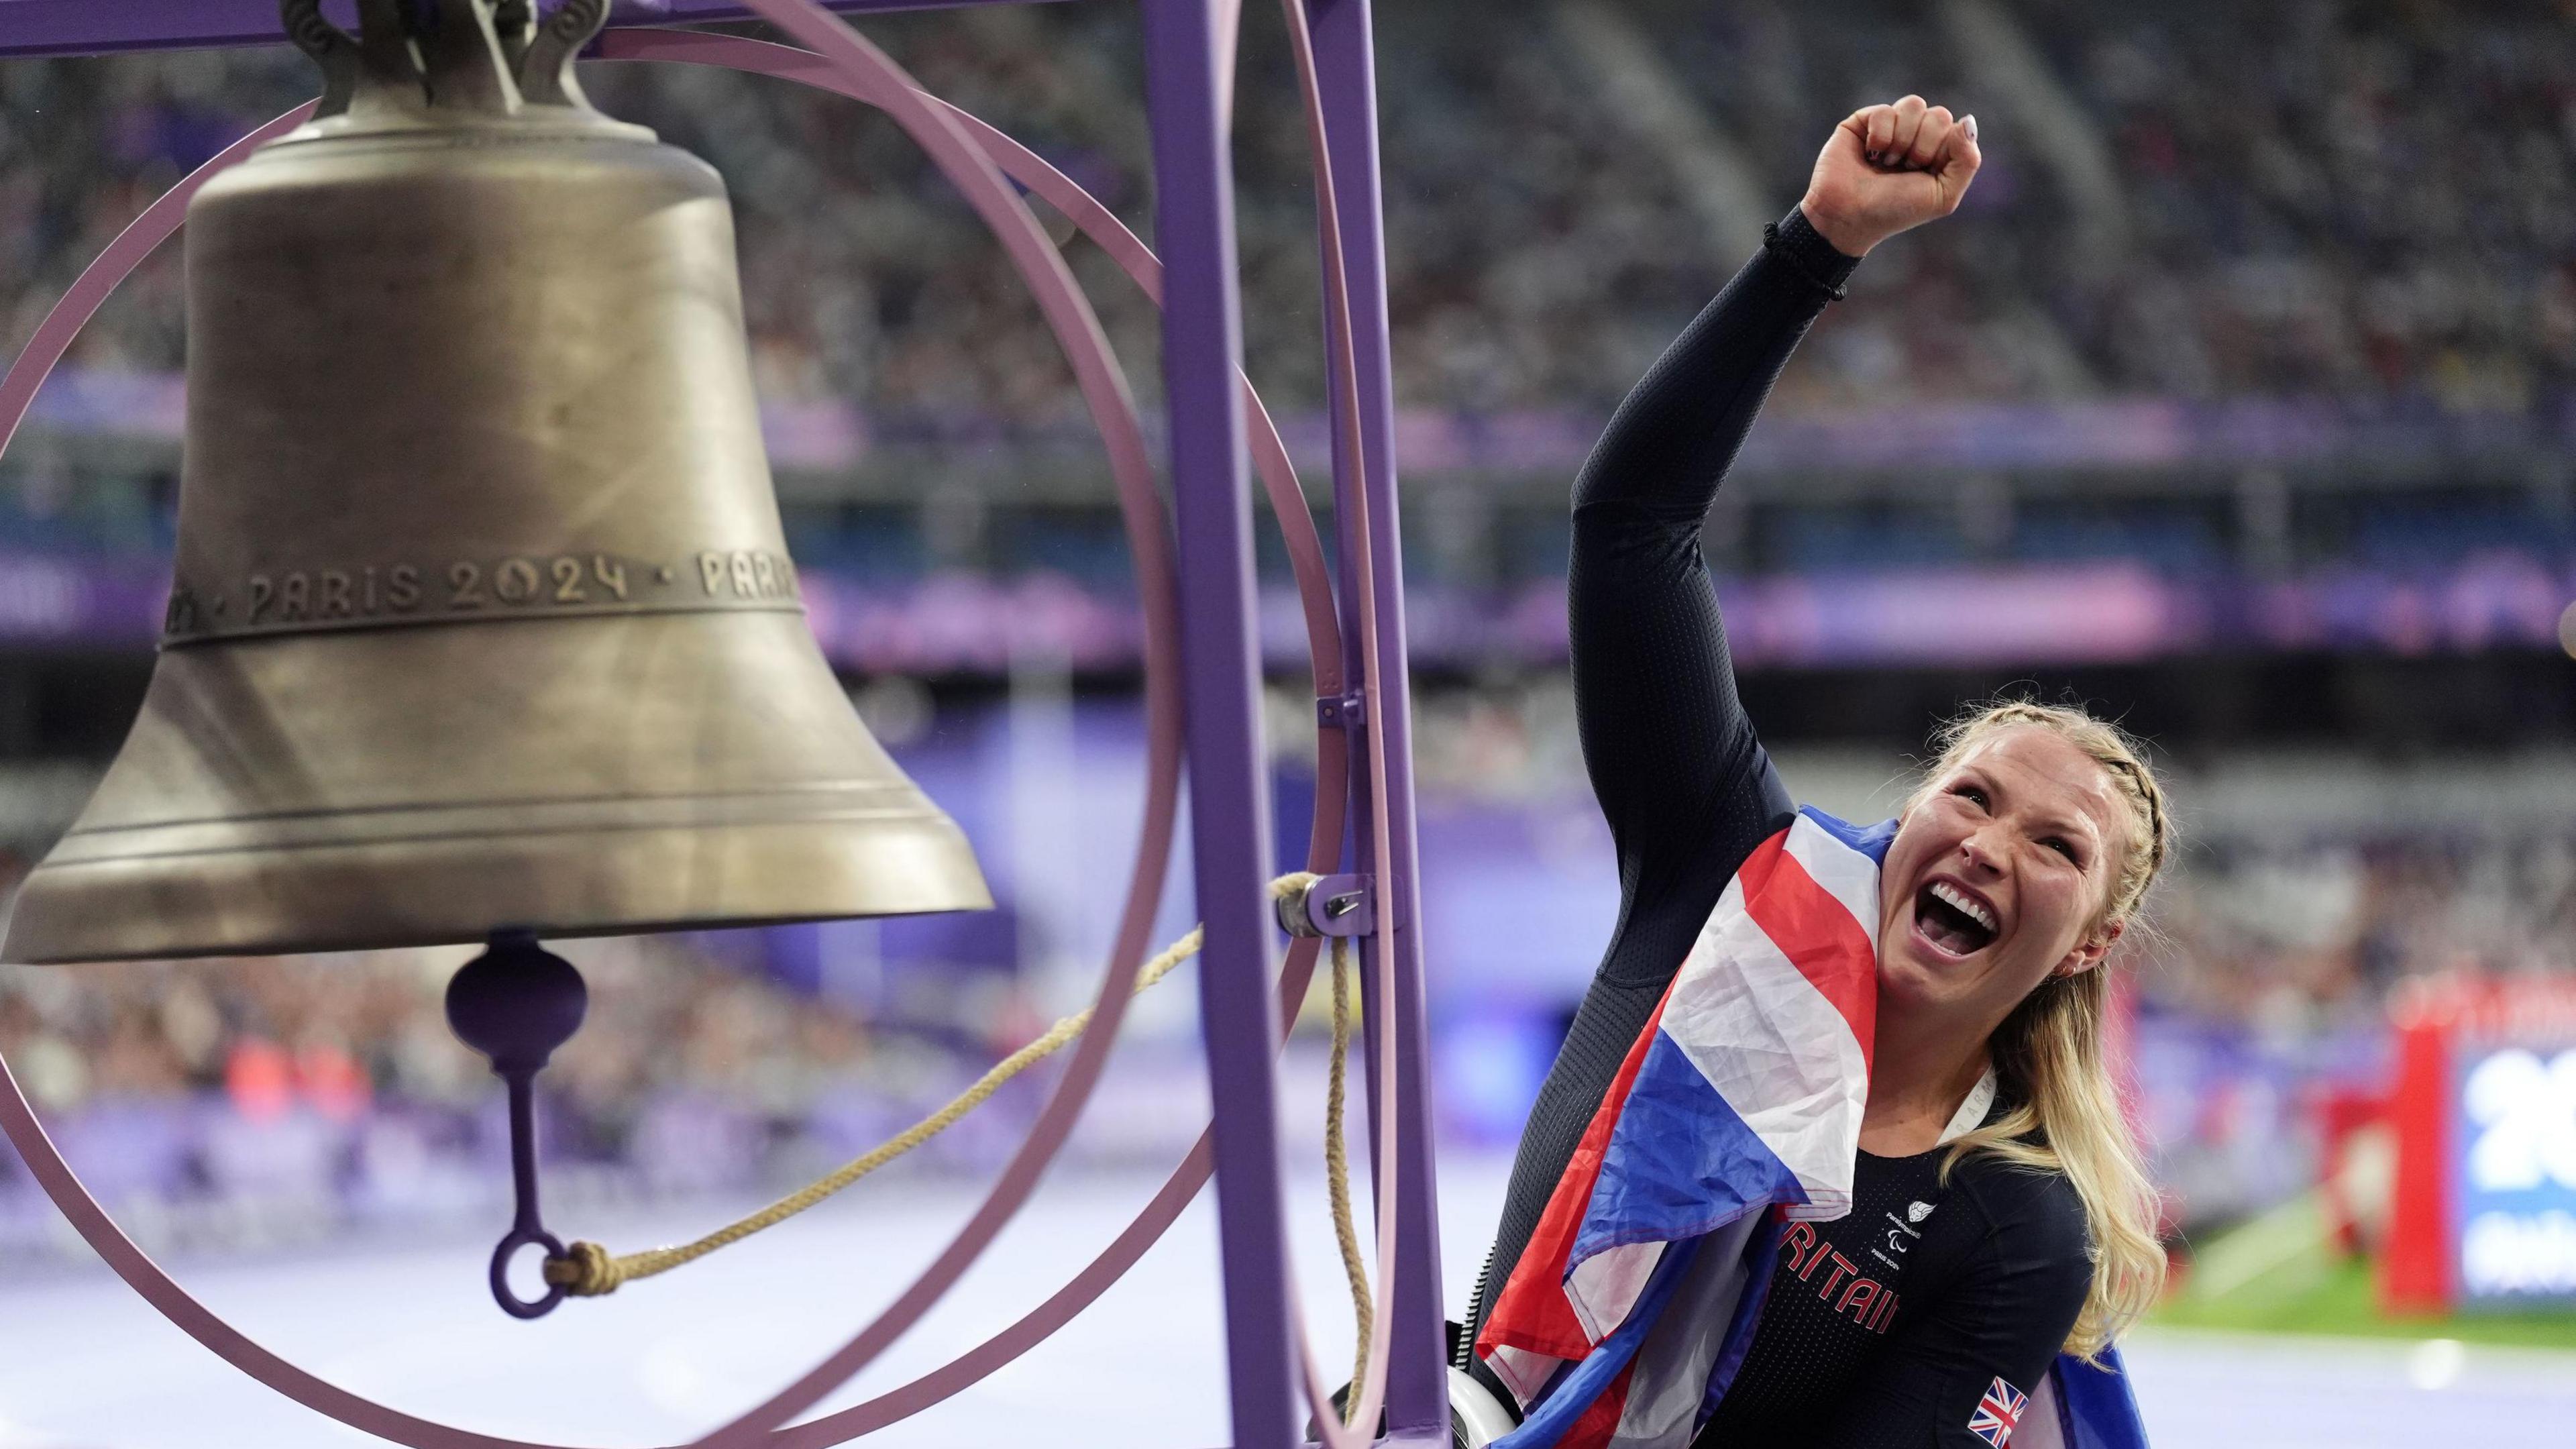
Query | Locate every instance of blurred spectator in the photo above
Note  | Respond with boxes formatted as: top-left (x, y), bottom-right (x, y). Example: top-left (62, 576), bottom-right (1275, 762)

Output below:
top-left (0, 843), bottom-right (1090, 1255)
top-left (2149, 831), bottom-right (2576, 1032)
top-left (3, 690), bottom-right (2572, 1249)
top-left (1, 0), bottom-right (2573, 1258)
top-left (0, 2), bottom-right (2569, 427)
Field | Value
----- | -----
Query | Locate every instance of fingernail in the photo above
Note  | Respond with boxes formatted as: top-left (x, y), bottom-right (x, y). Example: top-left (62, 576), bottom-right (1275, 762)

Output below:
top-left (1962, 114), bottom-right (1979, 142)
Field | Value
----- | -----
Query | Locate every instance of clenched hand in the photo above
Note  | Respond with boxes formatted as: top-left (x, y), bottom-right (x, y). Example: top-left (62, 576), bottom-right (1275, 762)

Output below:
top-left (1799, 95), bottom-right (1983, 257)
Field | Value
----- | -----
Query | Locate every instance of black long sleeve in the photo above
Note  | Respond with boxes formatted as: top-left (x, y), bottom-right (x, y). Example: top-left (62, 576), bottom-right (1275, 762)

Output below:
top-left (1467, 207), bottom-right (1860, 1346)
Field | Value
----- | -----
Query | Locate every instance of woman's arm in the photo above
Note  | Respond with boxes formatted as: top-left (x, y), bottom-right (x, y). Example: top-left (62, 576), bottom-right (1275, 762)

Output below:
top-left (1568, 206), bottom-right (1854, 873)
top-left (1469, 214), bottom-right (1858, 1359)
top-left (1574, 87), bottom-right (1984, 890)
top-left (1469, 95), bottom-right (1985, 1358)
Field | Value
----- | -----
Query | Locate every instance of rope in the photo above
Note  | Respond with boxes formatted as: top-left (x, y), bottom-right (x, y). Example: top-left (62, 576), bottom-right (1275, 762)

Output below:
top-left (542, 871), bottom-right (1371, 1366)
top-left (1320, 933), bottom-right (1372, 1422)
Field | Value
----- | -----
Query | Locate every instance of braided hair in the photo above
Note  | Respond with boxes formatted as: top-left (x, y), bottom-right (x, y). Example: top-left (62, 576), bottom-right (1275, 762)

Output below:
top-left (1904, 697), bottom-right (2174, 1359)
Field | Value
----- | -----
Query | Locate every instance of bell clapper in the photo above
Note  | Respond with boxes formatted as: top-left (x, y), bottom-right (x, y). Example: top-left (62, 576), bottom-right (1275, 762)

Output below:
top-left (444, 931), bottom-right (589, 1320)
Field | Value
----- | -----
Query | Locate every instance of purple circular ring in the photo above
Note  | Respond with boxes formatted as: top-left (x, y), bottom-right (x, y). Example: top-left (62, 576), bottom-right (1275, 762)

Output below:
top-left (488, 1227), bottom-right (570, 1322)
top-left (0, 11), bottom-right (1366, 1449)
top-left (595, 28), bottom-right (1364, 1447)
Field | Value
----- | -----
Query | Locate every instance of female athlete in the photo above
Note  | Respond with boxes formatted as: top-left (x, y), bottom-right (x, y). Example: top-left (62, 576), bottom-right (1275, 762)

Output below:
top-left (1460, 97), bottom-right (2171, 1448)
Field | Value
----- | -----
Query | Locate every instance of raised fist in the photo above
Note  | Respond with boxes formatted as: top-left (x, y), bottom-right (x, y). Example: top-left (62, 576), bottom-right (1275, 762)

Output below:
top-left (1800, 96), bottom-right (1982, 257)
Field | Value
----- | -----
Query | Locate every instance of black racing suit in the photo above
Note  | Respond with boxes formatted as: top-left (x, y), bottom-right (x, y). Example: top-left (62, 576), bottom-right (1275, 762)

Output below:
top-left (1464, 208), bottom-right (2093, 1448)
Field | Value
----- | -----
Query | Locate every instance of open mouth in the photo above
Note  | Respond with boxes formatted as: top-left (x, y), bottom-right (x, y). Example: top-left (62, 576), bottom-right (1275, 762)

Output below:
top-left (1912, 879), bottom-right (1998, 958)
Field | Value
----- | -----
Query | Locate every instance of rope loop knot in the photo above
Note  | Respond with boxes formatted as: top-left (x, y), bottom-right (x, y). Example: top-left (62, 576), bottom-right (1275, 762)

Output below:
top-left (544, 1239), bottom-right (625, 1296)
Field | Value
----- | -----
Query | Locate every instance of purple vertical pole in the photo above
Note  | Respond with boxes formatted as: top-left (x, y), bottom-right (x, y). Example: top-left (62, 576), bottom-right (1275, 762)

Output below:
top-left (1139, 5), bottom-right (1298, 1449)
top-left (1310, 0), bottom-right (1448, 1436)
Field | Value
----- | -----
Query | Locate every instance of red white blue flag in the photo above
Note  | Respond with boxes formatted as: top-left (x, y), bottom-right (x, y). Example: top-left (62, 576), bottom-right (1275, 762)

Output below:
top-left (1969, 1375), bottom-right (2028, 1445)
top-left (1472, 808), bottom-right (2153, 1449)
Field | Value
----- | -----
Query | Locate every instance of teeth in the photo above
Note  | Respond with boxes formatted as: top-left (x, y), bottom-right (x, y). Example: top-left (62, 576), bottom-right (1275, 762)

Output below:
top-left (1929, 882), bottom-right (1996, 932)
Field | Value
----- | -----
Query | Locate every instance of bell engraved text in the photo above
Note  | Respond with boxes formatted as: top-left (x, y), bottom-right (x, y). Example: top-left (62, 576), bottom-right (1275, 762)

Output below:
top-left (162, 548), bottom-right (802, 646)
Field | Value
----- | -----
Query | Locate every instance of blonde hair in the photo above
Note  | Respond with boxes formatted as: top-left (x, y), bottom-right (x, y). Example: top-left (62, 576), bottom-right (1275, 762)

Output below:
top-left (1904, 700), bottom-right (2173, 1360)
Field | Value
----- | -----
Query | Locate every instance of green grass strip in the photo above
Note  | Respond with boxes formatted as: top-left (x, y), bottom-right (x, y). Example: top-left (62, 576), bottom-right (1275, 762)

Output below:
top-left (2156, 1205), bottom-right (2576, 1350)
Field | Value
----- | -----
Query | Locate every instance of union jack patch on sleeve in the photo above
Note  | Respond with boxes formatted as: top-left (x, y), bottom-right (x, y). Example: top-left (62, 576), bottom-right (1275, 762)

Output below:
top-left (1967, 1375), bottom-right (2027, 1446)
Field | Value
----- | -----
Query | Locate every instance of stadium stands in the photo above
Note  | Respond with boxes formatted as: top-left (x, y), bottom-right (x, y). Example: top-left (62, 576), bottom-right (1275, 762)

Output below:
top-left (3, 1), bottom-right (2575, 1258)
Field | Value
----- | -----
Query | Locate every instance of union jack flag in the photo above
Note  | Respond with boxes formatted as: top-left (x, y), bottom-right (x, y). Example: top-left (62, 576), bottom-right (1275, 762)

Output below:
top-left (1968, 1375), bottom-right (2028, 1446)
top-left (1472, 808), bottom-right (2155, 1449)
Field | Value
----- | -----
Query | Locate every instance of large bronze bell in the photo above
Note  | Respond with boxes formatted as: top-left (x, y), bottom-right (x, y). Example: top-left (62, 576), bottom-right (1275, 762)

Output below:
top-left (1, 0), bottom-right (990, 963)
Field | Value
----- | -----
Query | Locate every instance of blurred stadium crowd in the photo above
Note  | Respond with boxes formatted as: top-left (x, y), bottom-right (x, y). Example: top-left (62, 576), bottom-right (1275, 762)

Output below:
top-left (6, 705), bottom-right (2574, 1250)
top-left (0, 1), bottom-right (2569, 418)
top-left (3, 1), bottom-right (2576, 1261)
top-left (0, 837), bottom-right (1117, 1257)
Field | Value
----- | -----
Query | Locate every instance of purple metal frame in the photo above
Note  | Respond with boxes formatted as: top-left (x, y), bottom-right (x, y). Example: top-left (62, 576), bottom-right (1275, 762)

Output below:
top-left (1303, 5), bottom-right (1448, 1436)
top-left (0, 2), bottom-right (1442, 1446)
top-left (0, 1), bottom-right (1067, 57)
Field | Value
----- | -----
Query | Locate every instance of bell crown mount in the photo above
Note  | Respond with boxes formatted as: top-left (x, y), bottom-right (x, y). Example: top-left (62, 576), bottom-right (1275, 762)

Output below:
top-left (280, 0), bottom-right (623, 134)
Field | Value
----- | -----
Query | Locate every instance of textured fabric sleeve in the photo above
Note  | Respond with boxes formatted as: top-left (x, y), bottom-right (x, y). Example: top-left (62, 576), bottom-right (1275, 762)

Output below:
top-left (1568, 205), bottom-right (1854, 909)
top-left (1814, 1171), bottom-right (2095, 1449)
top-left (1465, 208), bottom-right (1858, 1353)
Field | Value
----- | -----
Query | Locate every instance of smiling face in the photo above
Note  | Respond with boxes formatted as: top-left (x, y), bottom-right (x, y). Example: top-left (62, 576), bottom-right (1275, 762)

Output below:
top-left (1876, 726), bottom-right (2135, 1030)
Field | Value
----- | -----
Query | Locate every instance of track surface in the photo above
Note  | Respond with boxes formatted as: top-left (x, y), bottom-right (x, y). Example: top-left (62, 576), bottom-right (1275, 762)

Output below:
top-left (0, 1155), bottom-right (2567, 1448)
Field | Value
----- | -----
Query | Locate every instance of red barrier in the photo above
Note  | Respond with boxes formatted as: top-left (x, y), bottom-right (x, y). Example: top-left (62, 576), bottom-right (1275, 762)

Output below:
top-left (2380, 995), bottom-right (2453, 1315)
top-left (2379, 973), bottom-right (2576, 1316)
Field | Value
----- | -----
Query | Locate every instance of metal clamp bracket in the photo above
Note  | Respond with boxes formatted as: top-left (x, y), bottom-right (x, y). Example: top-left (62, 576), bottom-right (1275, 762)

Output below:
top-left (1315, 690), bottom-right (1366, 730)
top-left (1277, 872), bottom-right (1375, 939)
